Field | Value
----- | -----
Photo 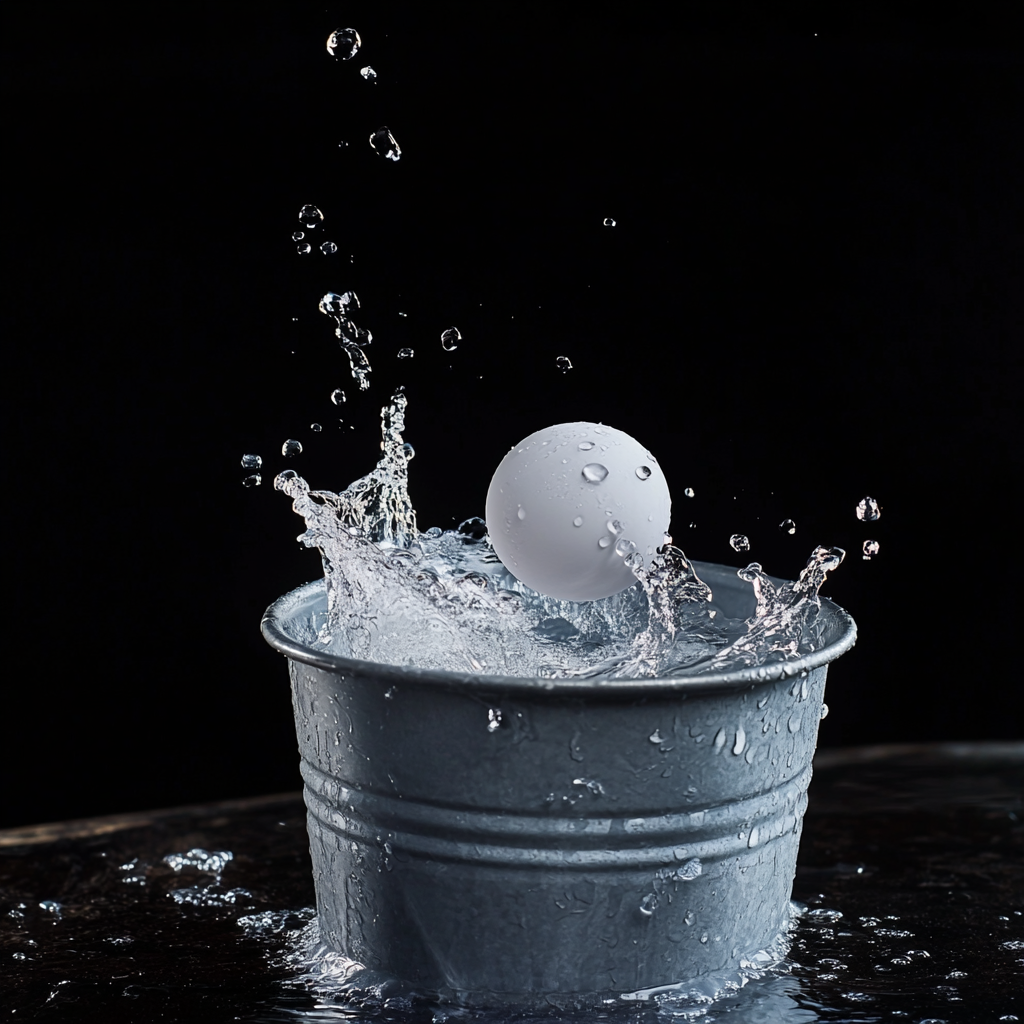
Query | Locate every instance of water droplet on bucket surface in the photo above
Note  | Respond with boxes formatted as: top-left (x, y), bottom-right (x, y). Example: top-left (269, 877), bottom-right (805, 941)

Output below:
top-left (370, 126), bottom-right (401, 161)
top-left (856, 496), bottom-right (882, 521)
top-left (684, 910), bottom-right (696, 926)
top-left (281, 439), bottom-right (302, 457)
top-left (326, 27), bottom-right (361, 60)
top-left (241, 454), bottom-right (262, 470)
top-left (639, 893), bottom-right (658, 916)
top-left (603, 217), bottom-right (616, 227)
top-left (296, 242), bottom-right (312, 254)
top-left (676, 858), bottom-right (702, 881)
top-left (780, 518), bottom-right (796, 534)
top-left (583, 463), bottom-right (609, 483)
top-left (487, 708), bottom-right (502, 732)
top-left (331, 389), bottom-right (346, 405)
top-left (730, 534), bottom-right (750, 552)
top-left (862, 539), bottom-right (880, 560)
top-left (732, 727), bottom-right (746, 755)
top-left (291, 230), bottom-right (304, 241)
top-left (649, 730), bottom-right (664, 744)
top-left (320, 241), bottom-right (338, 255)
top-left (517, 507), bottom-right (527, 520)
top-left (298, 204), bottom-right (322, 228)
top-left (700, 932), bottom-right (709, 944)
top-left (684, 487), bottom-right (695, 498)
top-left (578, 441), bottom-right (594, 451)
top-left (397, 347), bottom-right (414, 359)
top-left (556, 355), bottom-right (572, 372)
top-left (635, 465), bottom-right (652, 480)
top-left (440, 327), bottom-right (461, 351)
top-left (242, 473), bottom-right (261, 488)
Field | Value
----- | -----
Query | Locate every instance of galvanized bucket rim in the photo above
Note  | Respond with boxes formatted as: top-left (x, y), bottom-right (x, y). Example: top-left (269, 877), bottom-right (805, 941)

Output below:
top-left (261, 559), bottom-right (856, 697)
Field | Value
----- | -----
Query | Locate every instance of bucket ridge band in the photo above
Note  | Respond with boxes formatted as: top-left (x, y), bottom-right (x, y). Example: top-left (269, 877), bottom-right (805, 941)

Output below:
top-left (300, 758), bottom-right (810, 868)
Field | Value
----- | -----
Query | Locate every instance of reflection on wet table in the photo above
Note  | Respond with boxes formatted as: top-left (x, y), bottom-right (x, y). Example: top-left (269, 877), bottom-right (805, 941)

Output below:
top-left (1, 743), bottom-right (1021, 1022)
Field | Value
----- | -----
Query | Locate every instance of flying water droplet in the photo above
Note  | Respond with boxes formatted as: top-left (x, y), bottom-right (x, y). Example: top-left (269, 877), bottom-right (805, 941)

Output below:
top-left (320, 241), bottom-right (338, 255)
top-left (582, 463), bottom-right (609, 483)
top-left (779, 519), bottom-right (796, 534)
top-left (370, 126), bottom-right (401, 161)
top-left (862, 539), bottom-right (880, 560)
top-left (331, 389), bottom-right (346, 405)
top-left (603, 217), bottom-right (616, 227)
top-left (684, 487), bottom-right (695, 498)
top-left (282, 439), bottom-right (302, 458)
top-left (319, 291), bottom-right (359, 316)
top-left (292, 231), bottom-right (304, 241)
top-left (441, 327), bottom-right (461, 351)
top-left (296, 242), bottom-right (312, 255)
top-left (614, 538), bottom-right (636, 557)
top-left (401, 443), bottom-right (415, 460)
top-left (730, 534), bottom-right (751, 552)
top-left (360, 65), bottom-right (377, 82)
top-left (820, 703), bottom-right (829, 719)
top-left (298, 204), bottom-right (323, 228)
top-left (326, 27), bottom-right (361, 60)
top-left (556, 355), bottom-right (572, 372)
top-left (397, 348), bottom-right (414, 359)
top-left (241, 454), bottom-right (262, 470)
top-left (310, 423), bottom-right (322, 433)
top-left (573, 516), bottom-right (584, 527)
top-left (242, 474), bottom-right (261, 488)
top-left (856, 496), bottom-right (882, 521)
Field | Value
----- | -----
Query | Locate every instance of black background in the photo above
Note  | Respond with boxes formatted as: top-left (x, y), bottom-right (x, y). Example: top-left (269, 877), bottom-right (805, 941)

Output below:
top-left (3, 4), bottom-right (1021, 829)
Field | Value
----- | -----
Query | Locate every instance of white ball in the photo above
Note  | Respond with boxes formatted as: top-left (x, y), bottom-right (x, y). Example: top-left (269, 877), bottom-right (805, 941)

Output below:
top-left (485, 422), bottom-right (672, 601)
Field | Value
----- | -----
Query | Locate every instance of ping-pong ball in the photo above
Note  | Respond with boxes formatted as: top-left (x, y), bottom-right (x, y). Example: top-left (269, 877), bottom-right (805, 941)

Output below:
top-left (485, 422), bottom-right (672, 601)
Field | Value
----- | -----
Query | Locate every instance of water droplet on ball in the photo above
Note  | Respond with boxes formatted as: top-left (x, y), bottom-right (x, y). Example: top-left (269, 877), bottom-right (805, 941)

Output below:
top-left (582, 463), bottom-right (608, 483)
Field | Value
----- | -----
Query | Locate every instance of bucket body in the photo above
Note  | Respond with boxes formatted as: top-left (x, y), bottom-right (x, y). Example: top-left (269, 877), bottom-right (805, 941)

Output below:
top-left (262, 561), bottom-right (856, 1007)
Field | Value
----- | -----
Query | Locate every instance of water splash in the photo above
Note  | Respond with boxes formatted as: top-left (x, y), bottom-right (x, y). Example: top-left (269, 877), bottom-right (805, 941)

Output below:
top-left (319, 291), bottom-right (373, 390)
top-left (274, 395), bottom-right (846, 679)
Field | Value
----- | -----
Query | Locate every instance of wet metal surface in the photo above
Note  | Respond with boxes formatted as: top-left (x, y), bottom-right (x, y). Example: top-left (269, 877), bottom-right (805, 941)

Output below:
top-left (1, 743), bottom-right (1021, 1021)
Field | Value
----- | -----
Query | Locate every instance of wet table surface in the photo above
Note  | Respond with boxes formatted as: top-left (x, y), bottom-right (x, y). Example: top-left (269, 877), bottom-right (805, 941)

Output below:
top-left (1, 743), bottom-right (1022, 1023)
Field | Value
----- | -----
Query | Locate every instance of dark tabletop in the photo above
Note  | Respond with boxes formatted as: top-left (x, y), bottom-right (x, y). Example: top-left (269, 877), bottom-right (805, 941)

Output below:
top-left (1, 743), bottom-right (1021, 1022)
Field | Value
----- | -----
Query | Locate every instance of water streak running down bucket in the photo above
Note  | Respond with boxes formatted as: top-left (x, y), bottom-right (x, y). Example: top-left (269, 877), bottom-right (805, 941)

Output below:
top-left (262, 561), bottom-right (855, 1008)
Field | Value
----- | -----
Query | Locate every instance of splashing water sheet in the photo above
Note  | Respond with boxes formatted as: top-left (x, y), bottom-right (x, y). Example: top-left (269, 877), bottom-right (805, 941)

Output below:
top-left (273, 389), bottom-right (846, 684)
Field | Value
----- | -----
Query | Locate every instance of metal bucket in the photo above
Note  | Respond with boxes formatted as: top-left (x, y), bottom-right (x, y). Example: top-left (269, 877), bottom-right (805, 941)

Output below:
top-left (261, 560), bottom-right (856, 1008)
